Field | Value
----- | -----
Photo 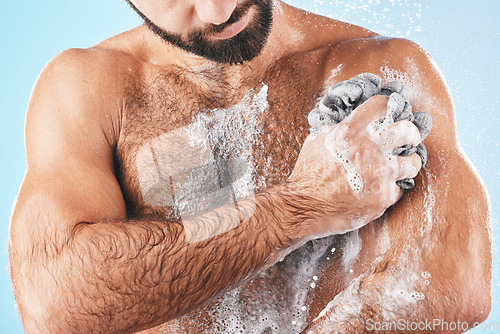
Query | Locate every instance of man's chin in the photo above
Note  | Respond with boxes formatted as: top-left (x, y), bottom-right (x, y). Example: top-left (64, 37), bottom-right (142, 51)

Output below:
top-left (183, 31), bottom-right (267, 65)
top-left (138, 0), bottom-right (273, 65)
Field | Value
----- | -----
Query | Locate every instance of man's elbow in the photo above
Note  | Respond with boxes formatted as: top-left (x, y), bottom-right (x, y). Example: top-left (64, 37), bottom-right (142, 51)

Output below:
top-left (18, 309), bottom-right (53, 334)
top-left (460, 174), bottom-right (493, 326)
top-left (16, 285), bottom-right (69, 334)
top-left (460, 227), bottom-right (493, 327)
top-left (19, 296), bottom-right (96, 334)
top-left (12, 263), bottom-right (84, 334)
top-left (462, 277), bottom-right (492, 327)
top-left (474, 289), bottom-right (492, 325)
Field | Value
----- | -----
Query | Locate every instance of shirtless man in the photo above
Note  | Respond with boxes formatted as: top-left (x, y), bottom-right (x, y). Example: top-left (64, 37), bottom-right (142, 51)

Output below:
top-left (9, 1), bottom-right (492, 333)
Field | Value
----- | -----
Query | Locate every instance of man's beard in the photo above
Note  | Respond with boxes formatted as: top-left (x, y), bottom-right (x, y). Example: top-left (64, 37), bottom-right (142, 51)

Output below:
top-left (128, 0), bottom-right (273, 65)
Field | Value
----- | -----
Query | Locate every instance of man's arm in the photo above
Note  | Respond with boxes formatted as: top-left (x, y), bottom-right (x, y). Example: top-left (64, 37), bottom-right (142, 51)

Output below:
top-left (307, 38), bottom-right (492, 332)
top-left (10, 51), bottom-right (312, 333)
top-left (9, 49), bottom-right (422, 333)
top-left (8, 50), bottom-right (302, 334)
top-left (381, 39), bottom-right (492, 324)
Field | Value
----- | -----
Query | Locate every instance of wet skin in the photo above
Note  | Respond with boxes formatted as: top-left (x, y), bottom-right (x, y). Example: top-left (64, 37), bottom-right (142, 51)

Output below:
top-left (9, 2), bottom-right (491, 333)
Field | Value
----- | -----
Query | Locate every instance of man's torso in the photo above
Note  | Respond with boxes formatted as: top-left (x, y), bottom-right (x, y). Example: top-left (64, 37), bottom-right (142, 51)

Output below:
top-left (92, 11), bottom-right (434, 333)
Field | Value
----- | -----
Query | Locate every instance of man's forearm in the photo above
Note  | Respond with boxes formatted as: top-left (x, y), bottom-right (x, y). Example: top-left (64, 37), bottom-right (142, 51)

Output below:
top-left (41, 185), bottom-right (301, 333)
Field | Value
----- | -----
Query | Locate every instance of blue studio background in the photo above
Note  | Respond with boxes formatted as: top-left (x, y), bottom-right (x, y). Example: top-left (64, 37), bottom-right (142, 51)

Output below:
top-left (1, 0), bottom-right (498, 332)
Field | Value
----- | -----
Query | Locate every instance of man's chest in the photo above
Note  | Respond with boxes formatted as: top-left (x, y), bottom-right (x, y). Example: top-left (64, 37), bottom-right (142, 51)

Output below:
top-left (114, 62), bottom-right (325, 219)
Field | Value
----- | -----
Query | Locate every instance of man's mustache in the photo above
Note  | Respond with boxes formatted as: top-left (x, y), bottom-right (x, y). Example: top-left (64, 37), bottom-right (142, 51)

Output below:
top-left (206, 0), bottom-right (255, 34)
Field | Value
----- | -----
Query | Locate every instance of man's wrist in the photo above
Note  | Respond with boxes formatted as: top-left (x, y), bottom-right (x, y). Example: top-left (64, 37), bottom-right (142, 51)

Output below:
top-left (260, 181), bottom-right (363, 245)
top-left (255, 183), bottom-right (315, 250)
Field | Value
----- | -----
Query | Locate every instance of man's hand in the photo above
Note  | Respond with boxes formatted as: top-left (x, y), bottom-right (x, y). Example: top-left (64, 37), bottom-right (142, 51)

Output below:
top-left (287, 95), bottom-right (422, 237)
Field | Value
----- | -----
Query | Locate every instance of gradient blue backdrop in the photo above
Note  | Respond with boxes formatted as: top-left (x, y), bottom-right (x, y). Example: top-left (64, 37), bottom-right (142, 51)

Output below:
top-left (1, 1), bottom-right (498, 332)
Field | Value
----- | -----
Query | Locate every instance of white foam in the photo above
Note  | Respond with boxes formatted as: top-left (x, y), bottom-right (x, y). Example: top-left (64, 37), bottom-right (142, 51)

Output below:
top-left (366, 115), bottom-right (399, 172)
top-left (342, 230), bottom-right (362, 271)
top-left (314, 275), bottom-right (364, 323)
top-left (310, 175), bottom-right (438, 326)
top-left (312, 249), bottom-right (427, 330)
top-left (313, 64), bottom-right (344, 110)
top-left (327, 64), bottom-right (343, 84)
top-left (420, 171), bottom-right (437, 243)
top-left (208, 237), bottom-right (333, 333)
top-left (325, 125), bottom-right (364, 194)
top-left (380, 63), bottom-right (431, 104)
top-left (136, 85), bottom-right (269, 243)
top-left (410, 292), bottom-right (426, 301)
top-left (375, 217), bottom-right (392, 256)
top-left (400, 159), bottom-right (417, 177)
top-left (189, 85), bottom-right (268, 199)
top-left (324, 100), bottom-right (416, 197)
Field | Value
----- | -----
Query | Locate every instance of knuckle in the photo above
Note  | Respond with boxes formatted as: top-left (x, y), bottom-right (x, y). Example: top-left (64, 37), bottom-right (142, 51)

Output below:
top-left (397, 153), bottom-right (422, 177)
top-left (367, 94), bottom-right (389, 105)
top-left (412, 153), bottom-right (423, 170)
top-left (338, 121), bottom-right (355, 136)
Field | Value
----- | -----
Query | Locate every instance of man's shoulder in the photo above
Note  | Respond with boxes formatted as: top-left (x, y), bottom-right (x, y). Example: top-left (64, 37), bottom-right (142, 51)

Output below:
top-left (318, 33), bottom-right (432, 80)
top-left (28, 47), bottom-right (141, 139)
top-left (332, 35), bottom-right (427, 62)
top-left (288, 8), bottom-right (430, 73)
top-left (32, 45), bottom-right (143, 117)
top-left (292, 5), bottom-right (422, 55)
top-left (44, 46), bottom-right (141, 87)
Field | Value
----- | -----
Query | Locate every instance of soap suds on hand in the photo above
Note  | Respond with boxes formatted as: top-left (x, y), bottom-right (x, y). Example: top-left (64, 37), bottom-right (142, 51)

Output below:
top-left (308, 73), bottom-right (432, 190)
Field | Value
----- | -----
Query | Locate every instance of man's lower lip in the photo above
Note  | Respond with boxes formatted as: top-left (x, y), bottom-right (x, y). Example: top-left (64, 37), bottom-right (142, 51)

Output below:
top-left (212, 9), bottom-right (252, 40)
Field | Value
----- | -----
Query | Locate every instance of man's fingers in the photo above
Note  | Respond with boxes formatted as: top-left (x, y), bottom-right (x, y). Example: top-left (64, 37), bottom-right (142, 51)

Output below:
top-left (387, 120), bottom-right (422, 149)
top-left (350, 95), bottom-right (390, 129)
top-left (397, 153), bottom-right (422, 180)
